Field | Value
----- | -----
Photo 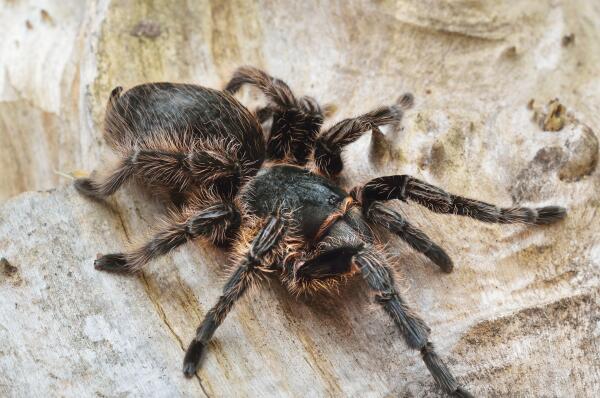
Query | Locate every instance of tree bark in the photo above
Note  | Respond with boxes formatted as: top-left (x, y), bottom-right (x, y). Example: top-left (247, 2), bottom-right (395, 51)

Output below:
top-left (1, 1), bottom-right (599, 396)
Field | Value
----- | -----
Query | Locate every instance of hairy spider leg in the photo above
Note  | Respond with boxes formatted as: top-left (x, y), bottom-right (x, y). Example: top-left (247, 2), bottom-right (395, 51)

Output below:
top-left (354, 248), bottom-right (473, 398)
top-left (94, 202), bottom-right (241, 273)
top-left (358, 175), bottom-right (566, 225)
top-left (365, 202), bottom-right (453, 272)
top-left (183, 215), bottom-right (286, 376)
top-left (224, 66), bottom-right (324, 165)
top-left (313, 104), bottom-right (405, 176)
top-left (290, 217), bottom-right (472, 397)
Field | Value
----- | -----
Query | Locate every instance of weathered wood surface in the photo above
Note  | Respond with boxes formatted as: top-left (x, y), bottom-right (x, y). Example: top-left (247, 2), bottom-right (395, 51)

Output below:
top-left (1, 0), bottom-right (600, 397)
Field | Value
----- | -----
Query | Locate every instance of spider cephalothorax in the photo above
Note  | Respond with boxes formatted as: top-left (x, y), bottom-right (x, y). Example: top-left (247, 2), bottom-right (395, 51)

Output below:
top-left (75, 66), bottom-right (566, 397)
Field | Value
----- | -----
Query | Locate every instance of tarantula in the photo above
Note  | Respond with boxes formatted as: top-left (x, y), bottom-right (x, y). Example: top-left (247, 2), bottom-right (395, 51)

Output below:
top-left (75, 66), bottom-right (566, 397)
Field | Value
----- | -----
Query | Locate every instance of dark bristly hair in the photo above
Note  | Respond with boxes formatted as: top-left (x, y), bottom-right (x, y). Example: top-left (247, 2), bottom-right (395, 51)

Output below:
top-left (74, 66), bottom-right (566, 398)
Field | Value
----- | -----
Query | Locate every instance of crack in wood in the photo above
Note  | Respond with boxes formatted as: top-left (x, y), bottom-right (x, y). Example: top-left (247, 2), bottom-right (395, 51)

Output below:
top-left (111, 202), bottom-right (212, 397)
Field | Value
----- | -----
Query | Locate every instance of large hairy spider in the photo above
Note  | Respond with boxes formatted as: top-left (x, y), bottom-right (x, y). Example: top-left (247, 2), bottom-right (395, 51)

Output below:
top-left (75, 66), bottom-right (566, 397)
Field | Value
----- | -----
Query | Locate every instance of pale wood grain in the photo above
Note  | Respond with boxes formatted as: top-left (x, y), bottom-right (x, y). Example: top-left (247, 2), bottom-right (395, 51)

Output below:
top-left (1, 0), bottom-right (599, 396)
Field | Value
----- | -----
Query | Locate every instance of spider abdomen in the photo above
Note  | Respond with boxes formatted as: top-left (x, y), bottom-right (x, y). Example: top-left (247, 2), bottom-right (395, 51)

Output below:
top-left (104, 83), bottom-right (264, 155)
top-left (100, 82), bottom-right (266, 201)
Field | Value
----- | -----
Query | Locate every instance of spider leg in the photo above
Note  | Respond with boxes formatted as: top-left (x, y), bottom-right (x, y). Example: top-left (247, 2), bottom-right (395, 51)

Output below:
top-left (224, 66), bottom-right (324, 165)
top-left (183, 215), bottom-right (285, 377)
top-left (357, 175), bottom-right (566, 225)
top-left (255, 106), bottom-right (274, 124)
top-left (314, 104), bottom-right (405, 176)
top-left (75, 142), bottom-right (252, 202)
top-left (354, 248), bottom-right (473, 397)
top-left (74, 157), bottom-right (136, 199)
top-left (267, 95), bottom-right (324, 165)
top-left (224, 66), bottom-right (297, 110)
top-left (74, 149), bottom-right (193, 200)
top-left (94, 202), bottom-right (241, 273)
top-left (365, 202), bottom-right (453, 272)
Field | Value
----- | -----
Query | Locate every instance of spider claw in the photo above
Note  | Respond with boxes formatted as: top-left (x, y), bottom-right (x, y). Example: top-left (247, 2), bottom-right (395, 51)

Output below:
top-left (94, 253), bottom-right (128, 272)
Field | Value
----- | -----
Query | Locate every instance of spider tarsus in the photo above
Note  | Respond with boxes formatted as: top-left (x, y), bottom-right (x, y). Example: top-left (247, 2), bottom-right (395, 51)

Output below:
top-left (182, 340), bottom-right (205, 377)
top-left (427, 246), bottom-right (454, 273)
top-left (74, 178), bottom-right (99, 198)
top-left (421, 342), bottom-right (463, 395)
top-left (535, 205), bottom-right (567, 225)
top-left (74, 160), bottom-right (132, 199)
top-left (182, 362), bottom-right (197, 378)
top-left (109, 85), bottom-right (123, 100)
top-left (396, 92), bottom-right (414, 110)
top-left (94, 253), bottom-right (128, 272)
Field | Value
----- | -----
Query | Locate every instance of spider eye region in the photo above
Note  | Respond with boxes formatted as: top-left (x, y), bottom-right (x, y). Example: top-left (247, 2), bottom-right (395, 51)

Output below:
top-left (327, 195), bottom-right (341, 206)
